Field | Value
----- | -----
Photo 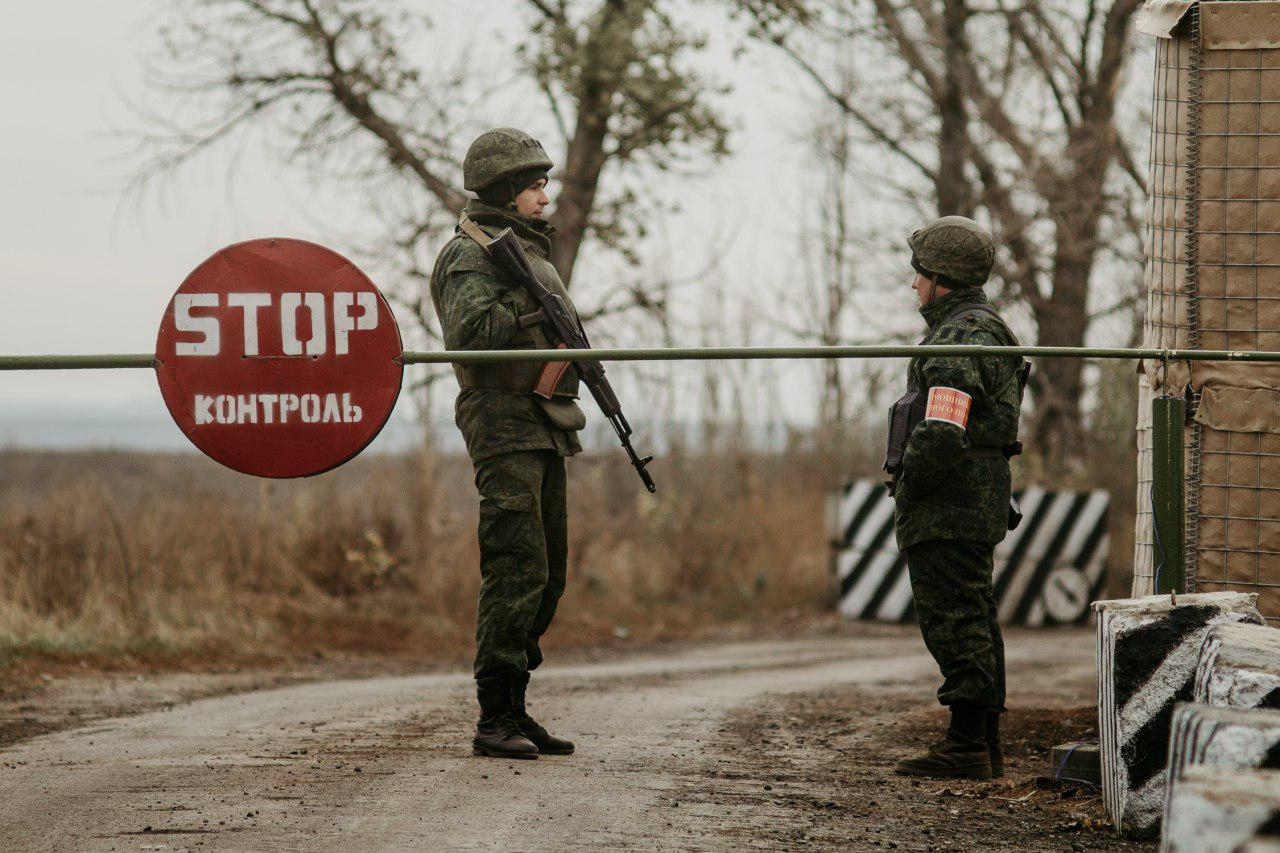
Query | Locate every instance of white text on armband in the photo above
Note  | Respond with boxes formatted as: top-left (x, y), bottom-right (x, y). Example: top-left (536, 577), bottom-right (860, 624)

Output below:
top-left (924, 387), bottom-right (972, 430)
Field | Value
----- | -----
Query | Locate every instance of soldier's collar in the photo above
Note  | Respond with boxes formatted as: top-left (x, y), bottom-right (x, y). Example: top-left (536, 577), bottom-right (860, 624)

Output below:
top-left (919, 287), bottom-right (987, 329)
top-left (462, 199), bottom-right (555, 257)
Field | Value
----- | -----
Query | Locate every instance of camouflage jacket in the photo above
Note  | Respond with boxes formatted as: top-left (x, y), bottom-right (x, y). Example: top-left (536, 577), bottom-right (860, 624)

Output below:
top-left (894, 287), bottom-right (1024, 550)
top-left (428, 200), bottom-right (583, 464)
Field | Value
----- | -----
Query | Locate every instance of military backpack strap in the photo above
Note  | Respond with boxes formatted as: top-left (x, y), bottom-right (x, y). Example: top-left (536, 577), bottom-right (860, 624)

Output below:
top-left (941, 303), bottom-right (1030, 461)
top-left (943, 304), bottom-right (1018, 345)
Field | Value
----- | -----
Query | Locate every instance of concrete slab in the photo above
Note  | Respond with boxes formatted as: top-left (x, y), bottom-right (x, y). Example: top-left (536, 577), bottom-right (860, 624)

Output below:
top-left (1094, 591), bottom-right (1262, 838)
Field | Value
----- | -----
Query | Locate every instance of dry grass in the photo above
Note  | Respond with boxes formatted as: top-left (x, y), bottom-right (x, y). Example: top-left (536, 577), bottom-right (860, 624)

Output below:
top-left (0, 401), bottom-right (1137, 669)
top-left (0, 446), bottom-right (857, 666)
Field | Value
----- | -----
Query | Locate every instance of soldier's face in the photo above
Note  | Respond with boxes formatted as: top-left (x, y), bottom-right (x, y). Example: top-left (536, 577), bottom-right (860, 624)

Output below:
top-left (911, 271), bottom-right (949, 307)
top-left (514, 179), bottom-right (551, 219)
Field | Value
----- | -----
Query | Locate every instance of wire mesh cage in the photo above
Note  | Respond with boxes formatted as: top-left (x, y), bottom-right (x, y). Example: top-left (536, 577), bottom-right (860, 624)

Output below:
top-left (1136, 0), bottom-right (1280, 615)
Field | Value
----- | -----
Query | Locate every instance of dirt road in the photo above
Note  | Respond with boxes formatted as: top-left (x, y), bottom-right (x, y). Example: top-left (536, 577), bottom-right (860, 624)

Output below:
top-left (0, 629), bottom-right (1147, 851)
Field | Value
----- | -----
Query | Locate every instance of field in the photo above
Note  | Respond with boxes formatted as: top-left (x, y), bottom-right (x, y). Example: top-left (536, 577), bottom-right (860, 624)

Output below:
top-left (0, 431), bottom-right (1137, 677)
top-left (0, 447), bottom-right (845, 669)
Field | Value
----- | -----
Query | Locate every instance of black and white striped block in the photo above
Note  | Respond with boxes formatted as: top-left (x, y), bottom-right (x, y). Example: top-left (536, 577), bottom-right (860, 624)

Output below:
top-left (1162, 767), bottom-right (1280, 853)
top-left (1165, 703), bottom-right (1280, 800)
top-left (1194, 622), bottom-right (1280, 710)
top-left (1162, 702), bottom-right (1280, 852)
top-left (828, 480), bottom-right (1110, 625)
top-left (1093, 592), bottom-right (1264, 839)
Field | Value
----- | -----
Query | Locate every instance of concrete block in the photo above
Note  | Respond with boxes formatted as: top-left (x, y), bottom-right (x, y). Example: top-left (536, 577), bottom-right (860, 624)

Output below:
top-left (1166, 702), bottom-right (1280, 787)
top-left (1163, 656), bottom-right (1280, 853)
top-left (1195, 622), bottom-right (1280, 709)
top-left (1162, 766), bottom-right (1280, 853)
top-left (1048, 741), bottom-right (1101, 787)
top-left (1094, 592), bottom-right (1263, 838)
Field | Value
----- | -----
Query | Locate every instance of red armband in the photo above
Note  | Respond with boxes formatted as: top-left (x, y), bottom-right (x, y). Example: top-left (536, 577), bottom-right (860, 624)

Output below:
top-left (924, 386), bottom-right (972, 430)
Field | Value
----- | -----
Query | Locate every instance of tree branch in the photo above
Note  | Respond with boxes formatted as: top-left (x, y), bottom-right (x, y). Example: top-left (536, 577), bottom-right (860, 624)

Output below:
top-left (762, 27), bottom-right (938, 182)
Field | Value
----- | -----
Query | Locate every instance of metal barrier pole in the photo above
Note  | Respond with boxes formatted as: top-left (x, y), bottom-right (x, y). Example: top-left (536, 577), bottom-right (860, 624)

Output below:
top-left (0, 354), bottom-right (156, 370)
top-left (1151, 396), bottom-right (1186, 594)
top-left (13, 345), bottom-right (1280, 371)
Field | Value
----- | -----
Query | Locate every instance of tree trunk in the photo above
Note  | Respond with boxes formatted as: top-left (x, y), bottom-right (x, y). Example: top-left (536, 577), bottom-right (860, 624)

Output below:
top-left (1030, 264), bottom-right (1089, 463)
top-left (549, 105), bottom-right (609, 286)
top-left (936, 0), bottom-right (972, 216)
top-left (1029, 56), bottom-right (1123, 459)
top-left (1031, 161), bottom-right (1107, 462)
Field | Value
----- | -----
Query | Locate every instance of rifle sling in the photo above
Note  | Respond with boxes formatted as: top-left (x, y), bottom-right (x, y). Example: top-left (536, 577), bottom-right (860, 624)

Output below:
top-left (458, 216), bottom-right (492, 252)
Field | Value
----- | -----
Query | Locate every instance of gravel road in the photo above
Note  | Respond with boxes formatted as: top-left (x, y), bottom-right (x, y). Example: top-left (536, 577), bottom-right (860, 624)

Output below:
top-left (0, 630), bottom-right (1114, 851)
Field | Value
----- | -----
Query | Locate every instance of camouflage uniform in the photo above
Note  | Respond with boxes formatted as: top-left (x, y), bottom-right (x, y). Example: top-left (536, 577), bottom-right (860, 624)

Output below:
top-left (434, 129), bottom-right (585, 759)
top-left (890, 224), bottom-right (1018, 712)
top-left (430, 198), bottom-right (584, 682)
top-left (887, 217), bottom-right (1026, 780)
top-left (891, 218), bottom-right (1025, 715)
top-left (894, 286), bottom-right (1022, 712)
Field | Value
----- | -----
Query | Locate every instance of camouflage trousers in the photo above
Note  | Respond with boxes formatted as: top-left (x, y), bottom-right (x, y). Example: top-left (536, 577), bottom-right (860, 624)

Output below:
top-left (472, 449), bottom-right (568, 681)
top-left (904, 539), bottom-right (1006, 712)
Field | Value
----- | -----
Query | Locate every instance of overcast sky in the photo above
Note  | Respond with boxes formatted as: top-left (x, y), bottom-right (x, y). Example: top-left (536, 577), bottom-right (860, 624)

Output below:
top-left (1, 1), bottom-right (847, 446)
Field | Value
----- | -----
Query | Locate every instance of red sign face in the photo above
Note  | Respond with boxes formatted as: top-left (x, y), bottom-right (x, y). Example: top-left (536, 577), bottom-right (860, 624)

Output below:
top-left (155, 238), bottom-right (403, 478)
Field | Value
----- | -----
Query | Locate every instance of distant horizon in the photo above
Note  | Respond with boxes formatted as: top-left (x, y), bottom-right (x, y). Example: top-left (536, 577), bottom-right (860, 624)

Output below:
top-left (0, 395), bottom-right (843, 455)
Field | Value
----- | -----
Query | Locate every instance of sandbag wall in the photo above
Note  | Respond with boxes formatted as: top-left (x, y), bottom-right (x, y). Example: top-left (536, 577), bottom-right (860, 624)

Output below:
top-left (1133, 0), bottom-right (1280, 614)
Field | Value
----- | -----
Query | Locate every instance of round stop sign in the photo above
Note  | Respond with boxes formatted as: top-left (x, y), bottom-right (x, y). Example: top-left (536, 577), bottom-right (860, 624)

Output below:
top-left (155, 238), bottom-right (403, 478)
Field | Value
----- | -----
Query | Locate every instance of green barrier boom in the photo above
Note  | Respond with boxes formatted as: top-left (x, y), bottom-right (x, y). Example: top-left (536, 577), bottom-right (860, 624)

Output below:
top-left (5, 344), bottom-right (1280, 370)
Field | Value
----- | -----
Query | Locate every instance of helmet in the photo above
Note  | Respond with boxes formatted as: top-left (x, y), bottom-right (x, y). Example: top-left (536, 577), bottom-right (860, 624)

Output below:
top-left (463, 128), bottom-right (554, 193)
top-left (908, 216), bottom-right (996, 288)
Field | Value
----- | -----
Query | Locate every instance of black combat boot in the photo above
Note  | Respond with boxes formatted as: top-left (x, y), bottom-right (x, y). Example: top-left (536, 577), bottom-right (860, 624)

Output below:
top-left (512, 672), bottom-right (574, 755)
top-left (894, 703), bottom-right (992, 780)
top-left (987, 711), bottom-right (1004, 778)
top-left (473, 676), bottom-right (539, 760)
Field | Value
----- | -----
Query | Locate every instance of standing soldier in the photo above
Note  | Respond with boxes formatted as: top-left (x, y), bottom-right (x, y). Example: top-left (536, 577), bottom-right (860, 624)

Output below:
top-left (429, 128), bottom-right (584, 760)
top-left (884, 216), bottom-right (1028, 780)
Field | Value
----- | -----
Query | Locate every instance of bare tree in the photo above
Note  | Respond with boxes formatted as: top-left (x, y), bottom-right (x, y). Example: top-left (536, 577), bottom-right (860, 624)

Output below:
top-left (139, 0), bottom-right (730, 292)
top-left (132, 0), bottom-right (739, 440)
top-left (741, 0), bottom-right (1149, 468)
top-left (793, 67), bottom-right (863, 446)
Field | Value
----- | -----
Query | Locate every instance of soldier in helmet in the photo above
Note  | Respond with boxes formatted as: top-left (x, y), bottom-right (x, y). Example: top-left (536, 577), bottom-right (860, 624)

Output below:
top-left (883, 216), bottom-right (1029, 780)
top-left (429, 128), bottom-right (585, 759)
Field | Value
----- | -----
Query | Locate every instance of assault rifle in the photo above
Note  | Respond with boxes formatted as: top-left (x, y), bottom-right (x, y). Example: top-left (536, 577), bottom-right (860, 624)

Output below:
top-left (475, 224), bottom-right (657, 493)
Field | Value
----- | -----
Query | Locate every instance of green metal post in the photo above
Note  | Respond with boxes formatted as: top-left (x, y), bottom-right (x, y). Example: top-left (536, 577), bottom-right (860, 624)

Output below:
top-left (1151, 396), bottom-right (1186, 594)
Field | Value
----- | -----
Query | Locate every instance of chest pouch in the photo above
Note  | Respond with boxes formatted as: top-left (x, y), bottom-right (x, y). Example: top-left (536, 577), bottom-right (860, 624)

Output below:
top-left (884, 384), bottom-right (927, 473)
